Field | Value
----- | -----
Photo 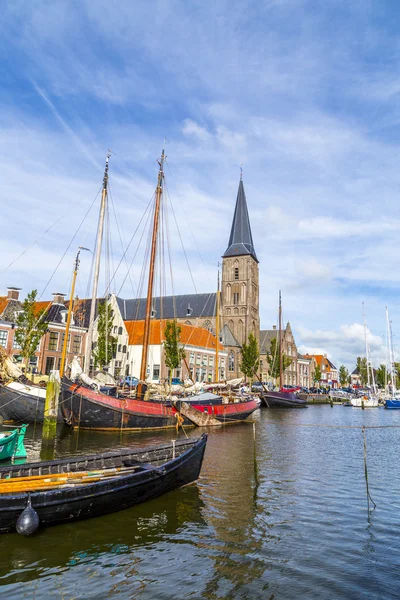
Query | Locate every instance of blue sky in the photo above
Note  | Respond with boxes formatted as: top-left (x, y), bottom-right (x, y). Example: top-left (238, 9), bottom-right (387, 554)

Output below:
top-left (1, 0), bottom-right (400, 369)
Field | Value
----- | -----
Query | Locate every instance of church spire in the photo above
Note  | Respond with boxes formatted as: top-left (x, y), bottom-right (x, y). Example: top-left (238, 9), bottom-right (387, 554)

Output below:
top-left (223, 178), bottom-right (258, 262)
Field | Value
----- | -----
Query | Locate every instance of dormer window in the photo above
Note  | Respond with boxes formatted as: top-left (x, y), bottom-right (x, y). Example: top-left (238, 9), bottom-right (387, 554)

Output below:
top-left (186, 304), bottom-right (193, 316)
top-left (151, 309), bottom-right (157, 318)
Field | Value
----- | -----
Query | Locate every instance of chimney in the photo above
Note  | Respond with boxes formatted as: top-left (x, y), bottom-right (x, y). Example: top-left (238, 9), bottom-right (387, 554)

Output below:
top-left (7, 287), bottom-right (21, 300)
top-left (52, 292), bottom-right (66, 305)
top-left (272, 325), bottom-right (276, 330)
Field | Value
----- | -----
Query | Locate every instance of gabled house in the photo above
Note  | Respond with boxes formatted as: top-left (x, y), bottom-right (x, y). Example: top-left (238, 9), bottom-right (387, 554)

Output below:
top-left (259, 322), bottom-right (299, 386)
top-left (304, 354), bottom-right (338, 388)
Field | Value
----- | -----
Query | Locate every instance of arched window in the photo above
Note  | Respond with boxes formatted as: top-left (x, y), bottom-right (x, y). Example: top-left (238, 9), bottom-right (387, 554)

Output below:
top-left (118, 326), bottom-right (123, 335)
top-left (241, 307), bottom-right (246, 315)
top-left (241, 282), bottom-right (246, 303)
top-left (185, 320), bottom-right (192, 325)
top-left (226, 284), bottom-right (231, 303)
top-left (234, 307), bottom-right (239, 315)
top-left (122, 345), bottom-right (127, 353)
top-left (228, 319), bottom-right (235, 335)
top-left (203, 320), bottom-right (212, 331)
top-left (238, 319), bottom-right (244, 342)
top-left (228, 351), bottom-right (235, 372)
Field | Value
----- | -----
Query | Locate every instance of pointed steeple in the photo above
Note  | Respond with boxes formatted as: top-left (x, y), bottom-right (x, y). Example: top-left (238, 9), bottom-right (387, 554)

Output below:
top-left (223, 179), bottom-right (258, 262)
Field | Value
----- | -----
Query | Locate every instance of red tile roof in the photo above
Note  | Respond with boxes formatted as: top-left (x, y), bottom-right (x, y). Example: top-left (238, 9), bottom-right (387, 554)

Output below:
top-left (125, 319), bottom-right (224, 351)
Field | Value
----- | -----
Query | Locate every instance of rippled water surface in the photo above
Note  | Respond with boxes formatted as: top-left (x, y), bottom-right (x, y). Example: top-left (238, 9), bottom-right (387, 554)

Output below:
top-left (1, 405), bottom-right (400, 599)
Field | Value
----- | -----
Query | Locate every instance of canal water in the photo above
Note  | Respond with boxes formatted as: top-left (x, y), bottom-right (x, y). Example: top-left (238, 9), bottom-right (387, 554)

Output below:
top-left (1, 405), bottom-right (400, 599)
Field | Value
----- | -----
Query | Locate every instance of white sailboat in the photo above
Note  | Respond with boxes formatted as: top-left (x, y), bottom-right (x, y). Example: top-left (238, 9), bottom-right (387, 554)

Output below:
top-left (384, 307), bottom-right (400, 409)
top-left (351, 305), bottom-right (379, 408)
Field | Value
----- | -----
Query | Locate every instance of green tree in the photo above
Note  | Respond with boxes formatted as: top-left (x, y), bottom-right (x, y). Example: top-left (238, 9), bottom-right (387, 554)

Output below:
top-left (164, 320), bottom-right (186, 388)
top-left (394, 362), bottom-right (400, 389)
top-left (240, 332), bottom-right (260, 383)
top-left (93, 302), bottom-right (117, 370)
top-left (267, 337), bottom-right (292, 380)
top-left (339, 365), bottom-right (349, 387)
top-left (356, 356), bottom-right (368, 386)
top-left (15, 289), bottom-right (48, 376)
top-left (314, 364), bottom-right (322, 385)
top-left (376, 364), bottom-right (387, 388)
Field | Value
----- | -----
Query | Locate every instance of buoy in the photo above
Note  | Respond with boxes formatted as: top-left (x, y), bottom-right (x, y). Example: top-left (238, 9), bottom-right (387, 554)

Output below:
top-left (16, 495), bottom-right (40, 536)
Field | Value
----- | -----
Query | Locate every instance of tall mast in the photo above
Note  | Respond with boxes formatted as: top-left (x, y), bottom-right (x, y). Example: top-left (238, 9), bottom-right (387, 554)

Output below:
top-left (83, 152), bottom-right (110, 375)
top-left (139, 148), bottom-right (165, 386)
top-left (60, 249), bottom-right (80, 378)
top-left (279, 290), bottom-right (283, 389)
top-left (215, 266), bottom-right (220, 383)
top-left (362, 302), bottom-right (370, 386)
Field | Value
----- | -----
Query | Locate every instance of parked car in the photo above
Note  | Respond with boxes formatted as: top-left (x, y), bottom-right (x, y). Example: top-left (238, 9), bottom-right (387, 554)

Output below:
top-left (252, 382), bottom-right (263, 392)
top-left (171, 377), bottom-right (183, 385)
top-left (122, 376), bottom-right (139, 388)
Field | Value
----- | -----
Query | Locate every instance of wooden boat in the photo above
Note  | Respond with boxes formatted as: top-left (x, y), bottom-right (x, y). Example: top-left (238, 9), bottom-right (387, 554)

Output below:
top-left (261, 292), bottom-right (307, 409)
top-left (0, 380), bottom-right (63, 424)
top-left (59, 151), bottom-right (259, 430)
top-left (0, 425), bottom-right (27, 461)
top-left (261, 390), bottom-right (307, 408)
top-left (0, 433), bottom-right (207, 534)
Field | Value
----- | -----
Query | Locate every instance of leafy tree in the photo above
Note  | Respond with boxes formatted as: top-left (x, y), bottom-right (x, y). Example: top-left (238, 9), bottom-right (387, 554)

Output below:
top-left (93, 302), bottom-right (117, 370)
top-left (314, 365), bottom-right (322, 384)
top-left (376, 364), bottom-right (387, 388)
top-left (240, 332), bottom-right (260, 383)
top-left (267, 337), bottom-right (292, 380)
top-left (394, 362), bottom-right (400, 389)
top-left (339, 365), bottom-right (349, 387)
top-left (164, 320), bottom-right (186, 388)
top-left (356, 356), bottom-right (368, 386)
top-left (15, 289), bottom-right (48, 376)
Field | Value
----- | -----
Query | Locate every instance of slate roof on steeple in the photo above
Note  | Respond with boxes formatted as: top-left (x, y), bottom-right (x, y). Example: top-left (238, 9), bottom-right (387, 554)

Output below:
top-left (223, 179), bottom-right (258, 262)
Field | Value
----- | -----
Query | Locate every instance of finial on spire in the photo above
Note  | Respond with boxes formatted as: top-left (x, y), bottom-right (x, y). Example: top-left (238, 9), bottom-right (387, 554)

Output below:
top-left (240, 163), bottom-right (243, 181)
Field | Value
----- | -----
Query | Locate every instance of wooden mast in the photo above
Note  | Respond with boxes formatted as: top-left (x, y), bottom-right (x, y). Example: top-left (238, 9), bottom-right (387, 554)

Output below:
top-left (83, 152), bottom-right (110, 376)
top-left (279, 290), bottom-right (283, 390)
top-left (215, 266), bottom-right (220, 383)
top-left (60, 249), bottom-right (80, 378)
top-left (139, 148), bottom-right (165, 392)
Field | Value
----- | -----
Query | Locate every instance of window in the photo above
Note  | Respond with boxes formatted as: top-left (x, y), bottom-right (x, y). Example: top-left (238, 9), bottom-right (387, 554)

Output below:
top-left (203, 320), bottom-right (212, 331)
top-left (60, 333), bottom-right (71, 352)
top-left (233, 292), bottom-right (239, 305)
top-left (118, 326), bottom-right (123, 335)
top-left (118, 344), bottom-right (121, 352)
top-left (48, 332), bottom-right (59, 351)
top-left (195, 368), bottom-right (200, 381)
top-left (288, 344), bottom-right (291, 356)
top-left (0, 331), bottom-right (7, 347)
top-left (13, 337), bottom-right (21, 350)
top-left (209, 355), bottom-right (214, 367)
top-left (186, 304), bottom-right (193, 316)
top-left (72, 336), bottom-right (82, 354)
top-left (122, 345), bottom-right (127, 353)
top-left (234, 267), bottom-right (239, 280)
top-left (228, 351), bottom-right (235, 372)
top-left (189, 352), bottom-right (195, 364)
top-left (196, 354), bottom-right (201, 365)
top-left (152, 364), bottom-right (160, 380)
top-left (202, 355), bottom-right (207, 365)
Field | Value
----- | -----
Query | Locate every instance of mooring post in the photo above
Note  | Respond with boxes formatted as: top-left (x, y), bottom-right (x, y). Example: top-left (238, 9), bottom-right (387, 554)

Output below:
top-left (42, 370), bottom-right (61, 444)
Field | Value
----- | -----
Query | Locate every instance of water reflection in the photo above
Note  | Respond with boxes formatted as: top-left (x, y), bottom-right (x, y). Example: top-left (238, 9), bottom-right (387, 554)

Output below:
top-left (0, 484), bottom-right (205, 586)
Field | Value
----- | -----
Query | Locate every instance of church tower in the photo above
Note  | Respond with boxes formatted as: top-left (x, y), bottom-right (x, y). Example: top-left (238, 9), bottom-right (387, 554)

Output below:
top-left (221, 178), bottom-right (260, 348)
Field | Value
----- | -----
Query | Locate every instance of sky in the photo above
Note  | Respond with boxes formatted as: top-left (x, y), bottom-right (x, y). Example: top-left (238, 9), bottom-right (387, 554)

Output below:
top-left (1, 0), bottom-right (400, 370)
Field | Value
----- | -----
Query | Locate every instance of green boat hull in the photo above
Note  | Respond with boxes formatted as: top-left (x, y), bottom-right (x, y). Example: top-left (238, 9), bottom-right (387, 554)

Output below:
top-left (0, 426), bottom-right (27, 461)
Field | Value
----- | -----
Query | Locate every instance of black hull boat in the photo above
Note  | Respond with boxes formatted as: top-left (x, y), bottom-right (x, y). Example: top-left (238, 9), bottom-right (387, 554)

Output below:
top-left (61, 378), bottom-right (189, 430)
top-left (61, 380), bottom-right (259, 430)
top-left (0, 382), bottom-right (63, 424)
top-left (261, 391), bottom-right (307, 408)
top-left (0, 434), bottom-right (207, 534)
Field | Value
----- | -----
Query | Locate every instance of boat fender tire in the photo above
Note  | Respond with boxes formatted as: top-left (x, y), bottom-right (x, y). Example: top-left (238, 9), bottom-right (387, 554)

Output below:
top-left (16, 495), bottom-right (40, 536)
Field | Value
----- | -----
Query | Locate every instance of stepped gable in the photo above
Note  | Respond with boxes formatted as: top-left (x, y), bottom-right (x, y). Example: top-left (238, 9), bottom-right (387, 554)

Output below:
top-left (259, 329), bottom-right (278, 354)
top-left (116, 293), bottom-right (216, 321)
top-left (222, 179), bottom-right (258, 262)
